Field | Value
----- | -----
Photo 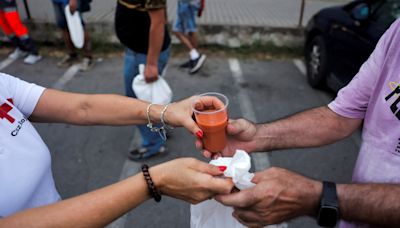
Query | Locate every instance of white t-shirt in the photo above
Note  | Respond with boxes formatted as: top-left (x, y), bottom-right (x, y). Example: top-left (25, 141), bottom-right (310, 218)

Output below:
top-left (0, 73), bottom-right (60, 217)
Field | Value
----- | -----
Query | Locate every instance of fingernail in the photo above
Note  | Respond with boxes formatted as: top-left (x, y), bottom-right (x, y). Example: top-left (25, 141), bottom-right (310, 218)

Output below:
top-left (196, 130), bottom-right (203, 139)
top-left (218, 166), bottom-right (227, 172)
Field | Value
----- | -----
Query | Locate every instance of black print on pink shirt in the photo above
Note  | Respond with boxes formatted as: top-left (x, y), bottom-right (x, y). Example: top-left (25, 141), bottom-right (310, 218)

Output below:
top-left (385, 85), bottom-right (400, 120)
top-left (395, 138), bottom-right (400, 155)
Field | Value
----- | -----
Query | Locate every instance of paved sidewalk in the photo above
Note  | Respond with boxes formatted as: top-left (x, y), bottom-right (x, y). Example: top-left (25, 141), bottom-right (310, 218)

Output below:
top-left (18, 0), bottom-right (350, 28)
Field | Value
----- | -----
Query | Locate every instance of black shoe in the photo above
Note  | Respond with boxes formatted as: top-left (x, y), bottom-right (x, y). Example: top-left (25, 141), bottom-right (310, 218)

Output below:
top-left (179, 59), bottom-right (192, 68)
top-left (128, 146), bottom-right (168, 161)
top-left (189, 54), bottom-right (207, 74)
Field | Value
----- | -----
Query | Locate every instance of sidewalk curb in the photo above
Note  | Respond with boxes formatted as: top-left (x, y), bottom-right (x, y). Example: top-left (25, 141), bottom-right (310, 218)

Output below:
top-left (22, 21), bottom-right (304, 49)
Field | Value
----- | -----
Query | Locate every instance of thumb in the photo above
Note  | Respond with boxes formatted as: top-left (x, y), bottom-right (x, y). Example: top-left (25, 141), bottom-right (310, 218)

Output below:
top-left (251, 172), bottom-right (266, 184)
top-left (227, 119), bottom-right (245, 136)
top-left (215, 189), bottom-right (255, 208)
top-left (206, 177), bottom-right (234, 194)
top-left (195, 162), bottom-right (224, 176)
top-left (200, 164), bottom-right (234, 194)
top-left (227, 118), bottom-right (256, 139)
top-left (192, 161), bottom-right (234, 194)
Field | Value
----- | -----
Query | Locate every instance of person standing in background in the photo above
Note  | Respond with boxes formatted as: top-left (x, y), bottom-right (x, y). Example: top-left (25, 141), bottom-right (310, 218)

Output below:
top-left (173, 0), bottom-right (206, 74)
top-left (115, 0), bottom-right (172, 161)
top-left (51, 0), bottom-right (94, 71)
top-left (0, 0), bottom-right (42, 64)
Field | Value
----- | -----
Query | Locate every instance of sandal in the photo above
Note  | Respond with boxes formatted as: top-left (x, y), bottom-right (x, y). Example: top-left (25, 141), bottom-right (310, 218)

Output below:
top-left (128, 146), bottom-right (168, 161)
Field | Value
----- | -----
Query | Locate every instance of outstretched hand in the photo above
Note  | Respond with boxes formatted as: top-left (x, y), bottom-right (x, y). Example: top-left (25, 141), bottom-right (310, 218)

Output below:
top-left (164, 96), bottom-right (201, 136)
top-left (215, 167), bottom-right (322, 227)
top-left (196, 118), bottom-right (258, 158)
top-left (152, 158), bottom-right (234, 204)
top-left (165, 95), bottom-right (229, 140)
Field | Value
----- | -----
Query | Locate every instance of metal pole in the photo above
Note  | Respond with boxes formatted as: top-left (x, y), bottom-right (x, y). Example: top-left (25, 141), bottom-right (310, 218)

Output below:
top-left (23, 0), bottom-right (31, 20)
top-left (299, 0), bottom-right (305, 27)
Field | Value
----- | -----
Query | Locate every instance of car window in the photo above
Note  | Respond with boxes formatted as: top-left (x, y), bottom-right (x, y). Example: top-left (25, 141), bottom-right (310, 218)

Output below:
top-left (370, 0), bottom-right (400, 28)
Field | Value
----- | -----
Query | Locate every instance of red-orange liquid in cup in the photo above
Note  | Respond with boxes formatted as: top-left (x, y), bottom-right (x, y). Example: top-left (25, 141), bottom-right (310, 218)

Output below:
top-left (195, 110), bottom-right (228, 153)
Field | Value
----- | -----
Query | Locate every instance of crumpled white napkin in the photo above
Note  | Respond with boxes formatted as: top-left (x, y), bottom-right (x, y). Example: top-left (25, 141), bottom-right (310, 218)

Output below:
top-left (209, 150), bottom-right (255, 190)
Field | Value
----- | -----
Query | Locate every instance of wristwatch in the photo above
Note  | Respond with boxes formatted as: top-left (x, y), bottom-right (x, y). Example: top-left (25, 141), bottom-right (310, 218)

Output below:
top-left (317, 181), bottom-right (340, 227)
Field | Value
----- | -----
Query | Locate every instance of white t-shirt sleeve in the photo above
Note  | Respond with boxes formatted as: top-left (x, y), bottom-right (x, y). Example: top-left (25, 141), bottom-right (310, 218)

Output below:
top-left (328, 19), bottom-right (400, 119)
top-left (0, 73), bottom-right (46, 117)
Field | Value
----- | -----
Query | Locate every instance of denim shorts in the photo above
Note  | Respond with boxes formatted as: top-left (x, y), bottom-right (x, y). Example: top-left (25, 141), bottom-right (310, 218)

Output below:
top-left (173, 2), bottom-right (198, 33)
top-left (52, 2), bottom-right (85, 29)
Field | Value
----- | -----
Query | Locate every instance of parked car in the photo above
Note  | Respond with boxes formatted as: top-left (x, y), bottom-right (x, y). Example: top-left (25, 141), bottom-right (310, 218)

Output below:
top-left (304, 0), bottom-right (400, 92)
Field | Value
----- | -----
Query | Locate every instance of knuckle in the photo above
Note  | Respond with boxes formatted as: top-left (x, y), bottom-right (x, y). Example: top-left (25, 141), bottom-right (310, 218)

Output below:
top-left (186, 157), bottom-right (197, 164)
top-left (268, 214), bottom-right (281, 225)
top-left (263, 189), bottom-right (275, 201)
top-left (195, 193), bottom-right (207, 203)
top-left (237, 200), bottom-right (250, 208)
top-left (268, 166), bottom-right (280, 173)
top-left (237, 118), bottom-right (247, 126)
top-left (260, 210), bottom-right (272, 219)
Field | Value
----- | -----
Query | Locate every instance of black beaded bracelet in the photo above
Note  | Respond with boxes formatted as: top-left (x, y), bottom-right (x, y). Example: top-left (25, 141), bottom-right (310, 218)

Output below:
top-left (141, 164), bottom-right (162, 202)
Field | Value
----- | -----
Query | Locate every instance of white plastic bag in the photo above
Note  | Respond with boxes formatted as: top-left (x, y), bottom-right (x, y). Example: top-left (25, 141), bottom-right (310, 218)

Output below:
top-left (64, 5), bottom-right (84, 49)
top-left (190, 150), bottom-right (255, 228)
top-left (132, 64), bottom-right (173, 104)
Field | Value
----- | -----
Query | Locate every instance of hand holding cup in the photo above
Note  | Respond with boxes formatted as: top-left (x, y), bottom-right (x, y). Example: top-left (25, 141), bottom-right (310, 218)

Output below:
top-left (192, 93), bottom-right (229, 153)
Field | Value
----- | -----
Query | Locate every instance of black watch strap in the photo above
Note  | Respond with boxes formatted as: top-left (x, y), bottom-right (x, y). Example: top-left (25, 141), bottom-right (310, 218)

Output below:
top-left (317, 181), bottom-right (340, 227)
top-left (321, 181), bottom-right (339, 207)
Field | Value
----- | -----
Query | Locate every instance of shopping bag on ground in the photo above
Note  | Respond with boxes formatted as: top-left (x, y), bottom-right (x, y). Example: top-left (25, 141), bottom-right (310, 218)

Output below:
top-left (132, 64), bottom-right (173, 104)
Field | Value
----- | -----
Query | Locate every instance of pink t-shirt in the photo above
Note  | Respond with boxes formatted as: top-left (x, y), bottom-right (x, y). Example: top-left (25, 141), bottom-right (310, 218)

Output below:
top-left (328, 19), bottom-right (400, 228)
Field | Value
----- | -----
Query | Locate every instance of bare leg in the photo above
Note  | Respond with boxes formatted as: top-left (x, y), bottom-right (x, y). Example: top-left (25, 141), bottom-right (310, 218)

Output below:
top-left (174, 31), bottom-right (194, 51)
top-left (188, 32), bottom-right (197, 49)
top-left (83, 29), bottom-right (92, 58)
top-left (62, 29), bottom-right (76, 55)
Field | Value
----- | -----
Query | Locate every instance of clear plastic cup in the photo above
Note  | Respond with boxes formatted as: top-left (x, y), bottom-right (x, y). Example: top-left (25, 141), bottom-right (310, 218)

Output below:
top-left (192, 92), bottom-right (229, 153)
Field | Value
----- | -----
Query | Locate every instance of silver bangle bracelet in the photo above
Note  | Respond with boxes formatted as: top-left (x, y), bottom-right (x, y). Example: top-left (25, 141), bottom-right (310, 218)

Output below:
top-left (161, 103), bottom-right (174, 130)
top-left (146, 103), bottom-right (155, 127)
top-left (145, 103), bottom-right (173, 141)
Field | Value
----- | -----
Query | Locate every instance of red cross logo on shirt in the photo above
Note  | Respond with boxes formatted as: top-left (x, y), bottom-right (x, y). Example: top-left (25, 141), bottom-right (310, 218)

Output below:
top-left (0, 98), bottom-right (15, 123)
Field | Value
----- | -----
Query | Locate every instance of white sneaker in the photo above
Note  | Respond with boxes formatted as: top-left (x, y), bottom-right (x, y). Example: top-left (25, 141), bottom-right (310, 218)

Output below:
top-left (23, 54), bottom-right (42, 64)
top-left (9, 48), bottom-right (27, 59)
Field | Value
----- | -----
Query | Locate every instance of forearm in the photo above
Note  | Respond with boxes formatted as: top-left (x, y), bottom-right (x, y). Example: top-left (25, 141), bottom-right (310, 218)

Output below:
top-left (0, 174), bottom-right (150, 228)
top-left (31, 89), bottom-right (166, 126)
top-left (74, 94), bottom-right (165, 126)
top-left (252, 106), bottom-right (362, 152)
top-left (147, 9), bottom-right (166, 67)
top-left (337, 184), bottom-right (400, 227)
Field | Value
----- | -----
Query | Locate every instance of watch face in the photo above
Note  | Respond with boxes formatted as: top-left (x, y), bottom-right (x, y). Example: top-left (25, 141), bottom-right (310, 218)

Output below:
top-left (318, 206), bottom-right (339, 227)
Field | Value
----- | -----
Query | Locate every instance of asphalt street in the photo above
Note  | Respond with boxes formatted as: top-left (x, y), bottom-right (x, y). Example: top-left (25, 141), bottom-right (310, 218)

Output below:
top-left (0, 52), bottom-right (361, 228)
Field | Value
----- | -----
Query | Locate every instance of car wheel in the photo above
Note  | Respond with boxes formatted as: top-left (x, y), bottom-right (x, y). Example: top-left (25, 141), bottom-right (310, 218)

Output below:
top-left (305, 35), bottom-right (329, 88)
